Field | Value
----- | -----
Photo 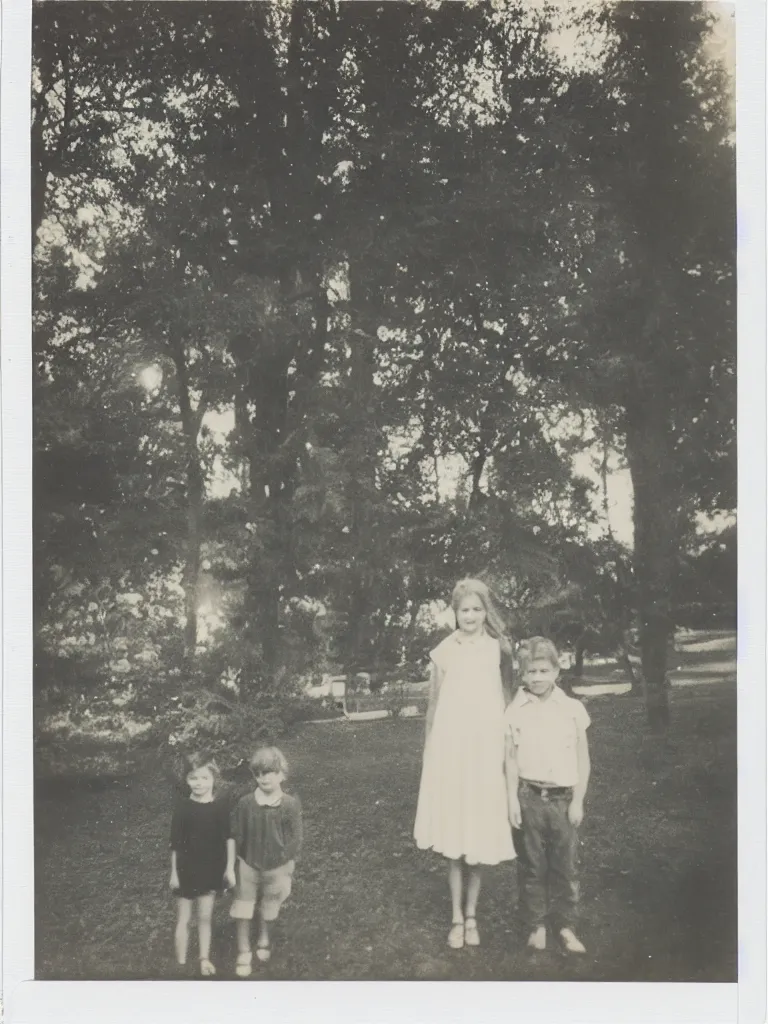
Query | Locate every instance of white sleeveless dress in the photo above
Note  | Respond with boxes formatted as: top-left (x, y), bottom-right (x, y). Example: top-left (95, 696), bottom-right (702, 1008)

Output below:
top-left (414, 631), bottom-right (515, 865)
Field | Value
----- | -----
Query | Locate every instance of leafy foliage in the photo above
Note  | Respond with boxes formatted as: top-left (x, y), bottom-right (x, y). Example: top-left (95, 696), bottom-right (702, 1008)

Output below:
top-left (33, 1), bottom-right (735, 756)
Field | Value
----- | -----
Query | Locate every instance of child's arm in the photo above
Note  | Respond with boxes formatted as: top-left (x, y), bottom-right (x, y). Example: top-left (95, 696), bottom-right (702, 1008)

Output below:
top-left (568, 728), bottom-right (591, 826)
top-left (504, 730), bottom-right (522, 828)
top-left (225, 838), bottom-right (237, 888)
top-left (169, 849), bottom-right (180, 890)
top-left (223, 802), bottom-right (237, 887)
top-left (424, 661), bottom-right (442, 744)
top-left (500, 645), bottom-right (516, 706)
top-left (229, 799), bottom-right (243, 856)
top-left (169, 808), bottom-right (181, 889)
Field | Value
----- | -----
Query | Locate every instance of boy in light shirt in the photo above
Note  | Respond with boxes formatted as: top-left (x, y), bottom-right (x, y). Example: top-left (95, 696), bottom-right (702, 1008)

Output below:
top-left (505, 637), bottom-right (591, 954)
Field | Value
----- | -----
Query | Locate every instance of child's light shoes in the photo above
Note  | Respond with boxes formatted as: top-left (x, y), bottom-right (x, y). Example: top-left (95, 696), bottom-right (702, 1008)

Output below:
top-left (255, 943), bottom-right (272, 963)
top-left (463, 918), bottom-right (480, 947)
top-left (559, 928), bottom-right (586, 954)
top-left (447, 922), bottom-right (465, 949)
top-left (199, 958), bottom-right (216, 976)
top-left (527, 926), bottom-right (546, 950)
top-left (235, 951), bottom-right (253, 977)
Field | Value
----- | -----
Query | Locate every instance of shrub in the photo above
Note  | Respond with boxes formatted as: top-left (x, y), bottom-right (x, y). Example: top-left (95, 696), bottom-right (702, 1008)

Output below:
top-left (160, 689), bottom-right (291, 772)
top-left (382, 682), bottom-right (411, 719)
top-left (285, 695), bottom-right (345, 722)
top-left (34, 705), bottom-right (155, 779)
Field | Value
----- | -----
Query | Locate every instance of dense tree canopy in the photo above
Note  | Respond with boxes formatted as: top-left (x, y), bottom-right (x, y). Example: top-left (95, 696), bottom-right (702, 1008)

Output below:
top-left (33, 1), bottom-right (735, 736)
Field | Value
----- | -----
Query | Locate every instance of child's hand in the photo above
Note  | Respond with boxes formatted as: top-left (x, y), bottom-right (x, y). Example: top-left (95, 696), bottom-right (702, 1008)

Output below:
top-left (508, 799), bottom-right (522, 829)
top-left (567, 799), bottom-right (584, 826)
top-left (224, 868), bottom-right (236, 890)
top-left (169, 872), bottom-right (180, 891)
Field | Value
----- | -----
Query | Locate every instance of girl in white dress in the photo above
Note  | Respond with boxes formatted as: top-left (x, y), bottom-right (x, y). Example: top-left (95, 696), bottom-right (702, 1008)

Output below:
top-left (414, 578), bottom-right (516, 949)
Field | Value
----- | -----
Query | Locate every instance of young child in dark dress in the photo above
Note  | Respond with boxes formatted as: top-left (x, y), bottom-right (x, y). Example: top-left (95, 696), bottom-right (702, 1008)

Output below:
top-left (169, 753), bottom-right (236, 975)
top-left (230, 747), bottom-right (303, 976)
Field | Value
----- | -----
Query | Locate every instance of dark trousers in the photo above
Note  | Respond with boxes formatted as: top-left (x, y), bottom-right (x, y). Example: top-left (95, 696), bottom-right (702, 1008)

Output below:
top-left (512, 782), bottom-right (579, 932)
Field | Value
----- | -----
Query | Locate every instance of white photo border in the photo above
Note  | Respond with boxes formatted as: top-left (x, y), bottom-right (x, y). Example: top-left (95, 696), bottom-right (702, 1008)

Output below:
top-left (2, 0), bottom-right (763, 1021)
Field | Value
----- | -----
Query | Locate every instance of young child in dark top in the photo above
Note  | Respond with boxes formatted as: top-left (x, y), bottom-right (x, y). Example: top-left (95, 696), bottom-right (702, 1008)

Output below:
top-left (169, 753), bottom-right (236, 976)
top-left (230, 746), bottom-right (303, 976)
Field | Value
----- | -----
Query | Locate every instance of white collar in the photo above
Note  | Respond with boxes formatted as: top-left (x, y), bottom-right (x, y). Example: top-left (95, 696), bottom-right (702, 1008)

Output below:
top-left (453, 629), bottom-right (488, 645)
top-left (254, 788), bottom-right (283, 807)
top-left (516, 684), bottom-right (566, 706)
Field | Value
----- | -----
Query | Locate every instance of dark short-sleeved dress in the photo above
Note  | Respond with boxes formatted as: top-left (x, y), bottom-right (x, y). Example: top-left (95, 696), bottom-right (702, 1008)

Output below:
top-left (170, 797), bottom-right (232, 899)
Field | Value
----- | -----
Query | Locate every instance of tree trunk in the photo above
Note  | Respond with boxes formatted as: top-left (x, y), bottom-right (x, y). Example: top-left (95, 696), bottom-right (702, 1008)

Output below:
top-left (625, 403), bottom-right (677, 733)
top-left (618, 633), bottom-right (640, 692)
top-left (182, 463), bottom-right (203, 664)
top-left (243, 344), bottom-right (290, 691)
top-left (574, 638), bottom-right (585, 678)
top-left (344, 270), bottom-right (379, 677)
top-left (404, 599), bottom-right (421, 661)
top-left (169, 337), bottom-right (206, 669)
top-left (468, 449), bottom-right (487, 512)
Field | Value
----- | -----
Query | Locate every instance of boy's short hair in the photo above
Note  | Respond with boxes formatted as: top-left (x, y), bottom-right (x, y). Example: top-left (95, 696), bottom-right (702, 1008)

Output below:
top-left (250, 746), bottom-right (289, 776)
top-left (519, 636), bottom-right (560, 670)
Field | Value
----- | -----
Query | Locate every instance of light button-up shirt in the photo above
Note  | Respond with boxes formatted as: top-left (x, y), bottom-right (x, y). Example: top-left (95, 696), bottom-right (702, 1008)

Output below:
top-left (505, 685), bottom-right (590, 788)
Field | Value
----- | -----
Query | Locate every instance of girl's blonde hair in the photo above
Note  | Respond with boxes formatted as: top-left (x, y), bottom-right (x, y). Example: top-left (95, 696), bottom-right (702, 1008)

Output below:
top-left (250, 746), bottom-right (289, 777)
top-left (452, 578), bottom-right (512, 655)
top-left (518, 635), bottom-right (560, 670)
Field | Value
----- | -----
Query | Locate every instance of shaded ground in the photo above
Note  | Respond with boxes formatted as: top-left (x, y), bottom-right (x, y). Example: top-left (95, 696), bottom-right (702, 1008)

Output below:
top-left (35, 677), bottom-right (737, 982)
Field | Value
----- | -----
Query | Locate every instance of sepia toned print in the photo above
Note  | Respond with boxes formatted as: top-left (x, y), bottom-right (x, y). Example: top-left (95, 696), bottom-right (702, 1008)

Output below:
top-left (32, 0), bottom-right (736, 982)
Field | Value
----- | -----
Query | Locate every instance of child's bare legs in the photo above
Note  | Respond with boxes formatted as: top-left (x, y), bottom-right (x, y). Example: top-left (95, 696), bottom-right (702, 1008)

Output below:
top-left (465, 866), bottom-right (482, 918)
top-left (447, 859), bottom-right (465, 947)
top-left (234, 918), bottom-right (253, 977)
top-left (446, 860), bottom-right (483, 947)
top-left (197, 893), bottom-right (216, 974)
top-left (236, 918), bottom-right (251, 955)
top-left (463, 866), bottom-right (482, 945)
top-left (448, 859), bottom-right (464, 922)
top-left (257, 893), bottom-right (282, 962)
top-left (174, 897), bottom-right (193, 965)
top-left (256, 915), bottom-right (273, 961)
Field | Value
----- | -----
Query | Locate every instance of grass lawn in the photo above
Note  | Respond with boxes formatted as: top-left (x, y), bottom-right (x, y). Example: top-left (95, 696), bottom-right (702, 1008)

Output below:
top-left (35, 680), bottom-right (737, 982)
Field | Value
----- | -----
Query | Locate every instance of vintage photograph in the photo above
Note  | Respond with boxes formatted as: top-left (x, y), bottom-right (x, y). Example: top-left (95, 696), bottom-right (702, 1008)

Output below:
top-left (32, 0), bottom-right (737, 984)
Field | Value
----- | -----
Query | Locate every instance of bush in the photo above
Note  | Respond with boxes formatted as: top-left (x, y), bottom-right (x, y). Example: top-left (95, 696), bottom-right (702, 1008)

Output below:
top-left (381, 682), bottom-right (411, 719)
top-left (34, 705), bottom-right (156, 779)
top-left (160, 689), bottom-right (293, 771)
top-left (286, 695), bottom-right (345, 722)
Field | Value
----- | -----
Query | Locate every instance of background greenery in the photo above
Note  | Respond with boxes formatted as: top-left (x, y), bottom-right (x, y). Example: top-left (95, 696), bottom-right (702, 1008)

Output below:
top-left (33, 1), bottom-right (735, 770)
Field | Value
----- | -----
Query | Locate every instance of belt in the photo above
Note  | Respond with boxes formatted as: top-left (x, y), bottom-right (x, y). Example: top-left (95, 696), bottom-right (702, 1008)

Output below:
top-left (520, 780), bottom-right (573, 799)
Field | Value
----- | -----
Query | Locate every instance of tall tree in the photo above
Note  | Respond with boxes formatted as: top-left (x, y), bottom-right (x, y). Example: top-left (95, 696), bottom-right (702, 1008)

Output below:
top-left (550, 2), bottom-right (736, 730)
top-left (33, 2), bottom-right (734, 726)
